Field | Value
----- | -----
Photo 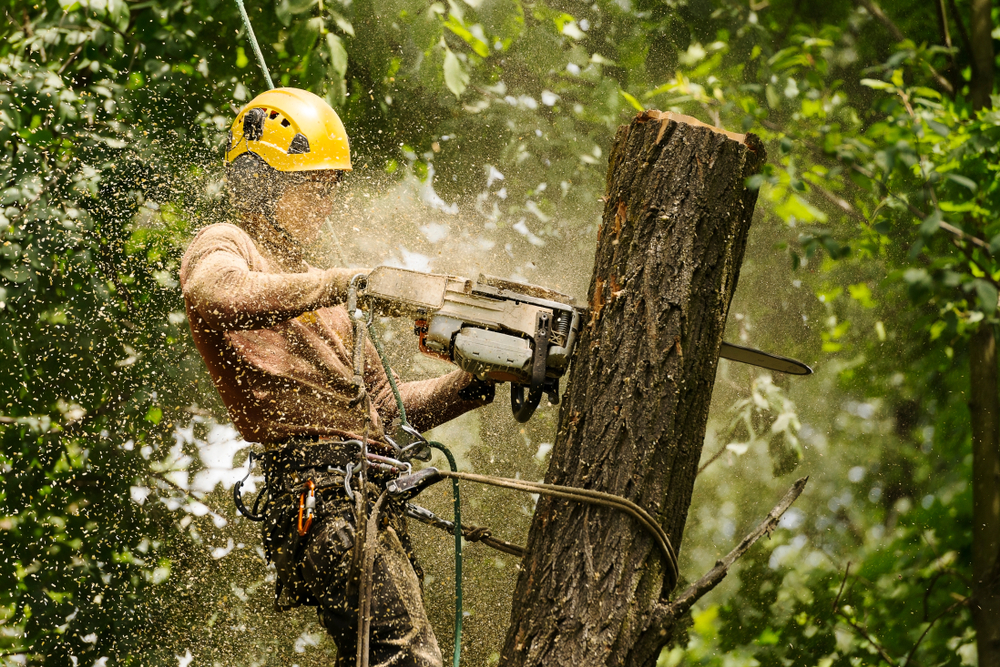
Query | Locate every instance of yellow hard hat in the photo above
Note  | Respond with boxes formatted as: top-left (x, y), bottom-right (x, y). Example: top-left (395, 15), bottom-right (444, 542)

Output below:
top-left (225, 88), bottom-right (352, 172)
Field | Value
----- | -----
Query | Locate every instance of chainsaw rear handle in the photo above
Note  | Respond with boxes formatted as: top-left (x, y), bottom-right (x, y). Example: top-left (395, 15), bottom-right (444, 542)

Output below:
top-left (511, 384), bottom-right (543, 423)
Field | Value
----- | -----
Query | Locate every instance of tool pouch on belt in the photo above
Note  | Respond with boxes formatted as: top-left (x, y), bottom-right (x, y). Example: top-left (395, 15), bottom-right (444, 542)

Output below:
top-left (262, 439), bottom-right (415, 612)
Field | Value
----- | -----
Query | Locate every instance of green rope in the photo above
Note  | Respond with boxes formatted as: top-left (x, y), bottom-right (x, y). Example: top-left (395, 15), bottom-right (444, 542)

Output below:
top-left (428, 441), bottom-right (463, 667)
top-left (233, 0), bottom-right (275, 89)
top-left (366, 319), bottom-right (463, 667)
top-left (365, 319), bottom-right (407, 426)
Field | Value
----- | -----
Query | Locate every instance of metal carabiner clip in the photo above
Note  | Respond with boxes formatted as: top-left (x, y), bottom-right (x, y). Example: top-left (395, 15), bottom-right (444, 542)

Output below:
top-left (297, 480), bottom-right (316, 536)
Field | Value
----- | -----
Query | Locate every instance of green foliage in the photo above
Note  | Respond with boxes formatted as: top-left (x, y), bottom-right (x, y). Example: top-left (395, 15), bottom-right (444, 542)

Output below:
top-left (2, 0), bottom-right (998, 663)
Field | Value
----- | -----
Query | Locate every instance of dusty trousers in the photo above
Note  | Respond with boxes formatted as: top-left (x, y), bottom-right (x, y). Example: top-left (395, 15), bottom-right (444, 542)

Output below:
top-left (263, 474), bottom-right (443, 667)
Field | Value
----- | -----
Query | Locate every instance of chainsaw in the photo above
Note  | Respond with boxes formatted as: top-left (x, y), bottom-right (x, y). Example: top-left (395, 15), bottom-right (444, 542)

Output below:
top-left (359, 266), bottom-right (811, 423)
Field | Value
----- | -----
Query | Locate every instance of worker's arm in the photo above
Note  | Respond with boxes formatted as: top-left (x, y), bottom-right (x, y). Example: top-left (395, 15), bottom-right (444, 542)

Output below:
top-left (366, 343), bottom-right (495, 433)
top-left (180, 224), bottom-right (362, 331)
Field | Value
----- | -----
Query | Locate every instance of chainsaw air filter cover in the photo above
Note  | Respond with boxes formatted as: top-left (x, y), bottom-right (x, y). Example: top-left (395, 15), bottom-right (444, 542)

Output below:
top-left (453, 327), bottom-right (533, 381)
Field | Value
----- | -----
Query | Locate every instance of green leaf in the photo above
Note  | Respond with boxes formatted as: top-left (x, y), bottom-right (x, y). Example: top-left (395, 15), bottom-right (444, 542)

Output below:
top-left (291, 17), bottom-right (322, 54)
top-left (919, 209), bottom-right (942, 237)
top-left (860, 78), bottom-right (892, 90)
top-left (944, 173), bottom-right (977, 192)
top-left (443, 48), bottom-right (469, 98)
top-left (974, 279), bottom-right (998, 314)
top-left (444, 16), bottom-right (490, 58)
top-left (926, 119), bottom-right (950, 137)
top-left (326, 33), bottom-right (348, 77)
top-left (619, 90), bottom-right (644, 112)
top-left (235, 47), bottom-right (249, 69)
top-left (329, 10), bottom-right (355, 37)
top-left (144, 406), bottom-right (162, 425)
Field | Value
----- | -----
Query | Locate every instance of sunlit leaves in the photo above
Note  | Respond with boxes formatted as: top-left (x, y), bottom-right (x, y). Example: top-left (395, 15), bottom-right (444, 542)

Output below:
top-left (442, 47), bottom-right (469, 98)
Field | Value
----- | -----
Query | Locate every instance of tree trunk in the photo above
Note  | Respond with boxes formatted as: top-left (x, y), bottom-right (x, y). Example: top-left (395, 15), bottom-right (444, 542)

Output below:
top-left (499, 111), bottom-right (766, 667)
top-left (968, 2), bottom-right (1000, 663)
top-left (971, 325), bottom-right (1000, 666)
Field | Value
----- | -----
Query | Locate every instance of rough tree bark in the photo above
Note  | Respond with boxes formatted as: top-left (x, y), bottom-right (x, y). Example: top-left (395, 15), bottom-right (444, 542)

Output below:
top-left (967, 1), bottom-right (1000, 663)
top-left (498, 111), bottom-right (773, 667)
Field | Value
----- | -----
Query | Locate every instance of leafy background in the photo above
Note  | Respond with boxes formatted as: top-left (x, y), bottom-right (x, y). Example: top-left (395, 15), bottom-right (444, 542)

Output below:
top-left (1, 0), bottom-right (998, 664)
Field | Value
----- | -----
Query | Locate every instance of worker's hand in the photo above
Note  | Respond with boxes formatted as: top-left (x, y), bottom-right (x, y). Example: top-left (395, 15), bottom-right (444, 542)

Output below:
top-left (325, 267), bottom-right (370, 305)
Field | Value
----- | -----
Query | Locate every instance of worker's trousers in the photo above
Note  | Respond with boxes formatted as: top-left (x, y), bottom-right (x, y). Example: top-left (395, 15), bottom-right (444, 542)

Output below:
top-left (263, 480), bottom-right (443, 667)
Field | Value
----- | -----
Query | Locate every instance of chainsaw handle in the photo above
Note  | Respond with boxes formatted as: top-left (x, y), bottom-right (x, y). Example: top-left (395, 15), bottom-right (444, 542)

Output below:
top-left (511, 384), bottom-right (543, 423)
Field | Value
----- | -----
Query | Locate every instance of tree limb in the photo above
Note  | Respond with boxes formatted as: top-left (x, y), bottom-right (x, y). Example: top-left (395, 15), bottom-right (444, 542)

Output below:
top-left (837, 612), bottom-right (900, 666)
top-left (832, 561), bottom-right (851, 610)
top-left (935, 0), bottom-right (959, 92)
top-left (947, 0), bottom-right (972, 60)
top-left (650, 476), bottom-right (809, 625)
top-left (856, 0), bottom-right (954, 95)
top-left (907, 598), bottom-right (968, 665)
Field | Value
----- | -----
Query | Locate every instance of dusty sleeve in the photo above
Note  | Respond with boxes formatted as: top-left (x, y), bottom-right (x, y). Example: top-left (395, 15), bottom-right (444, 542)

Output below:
top-left (364, 338), bottom-right (493, 433)
top-left (180, 225), bottom-right (361, 331)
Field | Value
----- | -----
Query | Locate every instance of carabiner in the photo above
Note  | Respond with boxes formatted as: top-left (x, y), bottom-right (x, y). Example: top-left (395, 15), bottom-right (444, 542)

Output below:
top-left (297, 480), bottom-right (316, 536)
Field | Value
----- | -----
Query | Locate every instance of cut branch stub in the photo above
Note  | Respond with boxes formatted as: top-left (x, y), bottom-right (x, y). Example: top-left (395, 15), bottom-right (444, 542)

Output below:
top-left (499, 111), bottom-right (766, 667)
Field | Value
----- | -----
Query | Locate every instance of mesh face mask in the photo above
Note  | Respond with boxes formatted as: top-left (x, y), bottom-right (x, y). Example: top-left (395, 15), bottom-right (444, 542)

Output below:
top-left (226, 152), bottom-right (289, 220)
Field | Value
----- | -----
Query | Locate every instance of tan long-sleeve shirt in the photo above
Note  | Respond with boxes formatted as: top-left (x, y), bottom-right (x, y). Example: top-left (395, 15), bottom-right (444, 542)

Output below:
top-left (179, 222), bottom-right (489, 446)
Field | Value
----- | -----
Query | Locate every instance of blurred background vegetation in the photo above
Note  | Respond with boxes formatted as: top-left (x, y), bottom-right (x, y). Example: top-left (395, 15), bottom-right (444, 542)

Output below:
top-left (2, 0), bottom-right (998, 664)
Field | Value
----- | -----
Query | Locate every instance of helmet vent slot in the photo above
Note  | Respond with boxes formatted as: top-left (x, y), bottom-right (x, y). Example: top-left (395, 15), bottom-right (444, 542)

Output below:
top-left (288, 133), bottom-right (311, 154)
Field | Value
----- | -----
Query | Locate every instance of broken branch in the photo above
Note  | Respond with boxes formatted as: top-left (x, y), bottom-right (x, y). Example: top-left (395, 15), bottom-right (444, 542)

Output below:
top-left (655, 476), bottom-right (809, 621)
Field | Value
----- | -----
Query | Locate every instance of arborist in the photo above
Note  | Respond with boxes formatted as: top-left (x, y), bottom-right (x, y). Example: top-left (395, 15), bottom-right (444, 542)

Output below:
top-left (179, 87), bottom-right (495, 667)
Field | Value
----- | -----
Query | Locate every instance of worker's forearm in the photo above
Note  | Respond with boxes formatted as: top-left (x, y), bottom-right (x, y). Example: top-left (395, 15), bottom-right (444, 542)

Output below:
top-left (189, 262), bottom-right (366, 330)
top-left (394, 371), bottom-right (494, 433)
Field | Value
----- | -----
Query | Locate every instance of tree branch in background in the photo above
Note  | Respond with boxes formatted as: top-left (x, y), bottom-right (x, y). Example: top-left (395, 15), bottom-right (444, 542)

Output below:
top-left (56, 43), bottom-right (85, 76)
top-left (848, 164), bottom-right (994, 254)
top-left (858, 0), bottom-right (904, 41)
top-left (969, 0), bottom-right (995, 109)
top-left (837, 611), bottom-right (900, 666)
top-left (946, 0), bottom-right (972, 60)
top-left (856, 0), bottom-right (954, 95)
top-left (935, 0), bottom-right (958, 91)
top-left (653, 477), bottom-right (809, 622)
top-left (832, 562), bottom-right (851, 610)
top-left (906, 599), bottom-right (969, 665)
top-left (697, 442), bottom-right (730, 476)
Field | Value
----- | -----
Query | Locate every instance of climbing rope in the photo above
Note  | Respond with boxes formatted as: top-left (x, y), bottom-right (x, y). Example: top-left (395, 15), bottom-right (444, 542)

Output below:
top-left (233, 0), bottom-right (275, 89)
top-left (434, 469), bottom-right (678, 589)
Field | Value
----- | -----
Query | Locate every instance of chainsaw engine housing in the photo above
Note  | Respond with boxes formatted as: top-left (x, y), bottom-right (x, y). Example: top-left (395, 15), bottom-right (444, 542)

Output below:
top-left (360, 267), bottom-right (582, 421)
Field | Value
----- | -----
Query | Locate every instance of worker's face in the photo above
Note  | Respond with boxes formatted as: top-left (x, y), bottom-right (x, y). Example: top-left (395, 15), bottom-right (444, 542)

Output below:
top-left (273, 172), bottom-right (340, 245)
